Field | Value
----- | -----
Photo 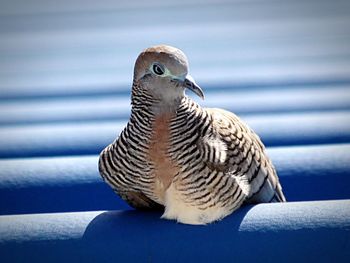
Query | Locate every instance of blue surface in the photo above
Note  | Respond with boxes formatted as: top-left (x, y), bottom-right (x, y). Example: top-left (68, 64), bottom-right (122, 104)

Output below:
top-left (1, 144), bottom-right (349, 215)
top-left (1, 200), bottom-right (349, 263)
top-left (1, 111), bottom-right (350, 158)
top-left (1, 85), bottom-right (350, 125)
top-left (1, 0), bottom-right (350, 262)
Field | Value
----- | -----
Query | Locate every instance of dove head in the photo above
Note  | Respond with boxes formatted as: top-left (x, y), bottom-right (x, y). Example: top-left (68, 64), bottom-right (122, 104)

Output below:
top-left (132, 45), bottom-right (204, 104)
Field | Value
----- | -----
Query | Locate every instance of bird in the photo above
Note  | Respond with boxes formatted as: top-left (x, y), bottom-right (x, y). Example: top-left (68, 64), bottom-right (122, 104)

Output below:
top-left (99, 44), bottom-right (286, 225)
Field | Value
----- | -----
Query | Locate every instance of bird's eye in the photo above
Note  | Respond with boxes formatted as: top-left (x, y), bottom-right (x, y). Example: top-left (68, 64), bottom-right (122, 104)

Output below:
top-left (152, 63), bottom-right (164, 75)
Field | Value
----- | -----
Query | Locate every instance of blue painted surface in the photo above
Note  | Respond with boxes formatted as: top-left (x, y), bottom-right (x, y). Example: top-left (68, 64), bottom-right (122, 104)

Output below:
top-left (1, 144), bottom-right (349, 215)
top-left (0, 0), bottom-right (350, 261)
top-left (1, 111), bottom-right (350, 158)
top-left (1, 85), bottom-right (350, 125)
top-left (1, 200), bottom-right (349, 263)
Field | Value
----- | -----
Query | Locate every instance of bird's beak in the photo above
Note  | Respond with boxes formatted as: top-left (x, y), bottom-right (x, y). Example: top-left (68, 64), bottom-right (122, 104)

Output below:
top-left (183, 75), bottom-right (205, 100)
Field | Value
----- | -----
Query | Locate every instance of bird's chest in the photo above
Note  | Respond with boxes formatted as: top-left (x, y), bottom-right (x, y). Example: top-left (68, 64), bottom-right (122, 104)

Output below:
top-left (147, 113), bottom-right (179, 203)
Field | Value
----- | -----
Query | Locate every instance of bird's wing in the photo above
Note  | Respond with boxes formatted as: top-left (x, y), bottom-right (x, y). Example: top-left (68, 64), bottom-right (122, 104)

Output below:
top-left (98, 129), bottom-right (164, 210)
top-left (99, 150), bottom-right (164, 210)
top-left (201, 108), bottom-right (286, 203)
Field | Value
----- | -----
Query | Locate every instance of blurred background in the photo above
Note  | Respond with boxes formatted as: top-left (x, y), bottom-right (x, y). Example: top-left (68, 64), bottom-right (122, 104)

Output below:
top-left (1, 0), bottom-right (350, 101)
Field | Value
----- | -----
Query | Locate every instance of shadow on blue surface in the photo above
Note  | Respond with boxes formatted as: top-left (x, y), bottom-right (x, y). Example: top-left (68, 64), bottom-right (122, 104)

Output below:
top-left (2, 201), bottom-right (349, 262)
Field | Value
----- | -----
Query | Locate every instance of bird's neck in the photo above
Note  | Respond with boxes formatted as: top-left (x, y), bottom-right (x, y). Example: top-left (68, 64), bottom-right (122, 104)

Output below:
top-left (131, 80), bottom-right (197, 117)
top-left (150, 97), bottom-right (184, 116)
top-left (132, 92), bottom-right (194, 116)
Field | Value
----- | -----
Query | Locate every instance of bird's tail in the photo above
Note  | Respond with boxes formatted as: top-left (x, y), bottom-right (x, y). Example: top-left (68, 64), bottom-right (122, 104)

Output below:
top-left (245, 171), bottom-right (286, 204)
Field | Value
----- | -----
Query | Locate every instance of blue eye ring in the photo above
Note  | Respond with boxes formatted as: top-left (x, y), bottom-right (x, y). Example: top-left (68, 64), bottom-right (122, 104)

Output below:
top-left (152, 63), bottom-right (164, 75)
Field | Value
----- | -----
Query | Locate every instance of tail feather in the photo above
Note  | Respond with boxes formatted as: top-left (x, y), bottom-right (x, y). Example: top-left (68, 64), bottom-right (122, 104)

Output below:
top-left (245, 174), bottom-right (286, 204)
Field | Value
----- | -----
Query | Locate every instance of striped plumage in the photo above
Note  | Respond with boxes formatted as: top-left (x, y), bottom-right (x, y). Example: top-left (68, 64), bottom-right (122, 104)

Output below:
top-left (99, 45), bottom-right (286, 225)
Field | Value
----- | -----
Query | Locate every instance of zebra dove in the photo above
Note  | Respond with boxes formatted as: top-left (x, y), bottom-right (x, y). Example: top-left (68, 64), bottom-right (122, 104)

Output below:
top-left (99, 45), bottom-right (286, 225)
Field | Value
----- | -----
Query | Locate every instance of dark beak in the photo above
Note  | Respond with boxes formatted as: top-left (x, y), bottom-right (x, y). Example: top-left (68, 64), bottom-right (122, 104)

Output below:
top-left (183, 75), bottom-right (205, 100)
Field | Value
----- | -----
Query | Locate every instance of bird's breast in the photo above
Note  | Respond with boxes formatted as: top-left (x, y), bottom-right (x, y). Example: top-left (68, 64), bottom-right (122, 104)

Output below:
top-left (147, 113), bottom-right (179, 204)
